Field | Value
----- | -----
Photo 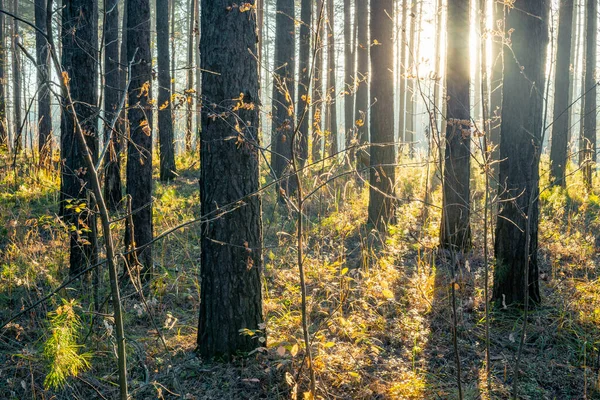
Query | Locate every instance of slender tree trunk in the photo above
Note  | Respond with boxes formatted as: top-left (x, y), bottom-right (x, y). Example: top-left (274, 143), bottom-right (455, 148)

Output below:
top-left (326, 0), bottom-right (338, 157)
top-left (355, 0), bottom-right (369, 170)
top-left (103, 0), bottom-right (122, 211)
top-left (405, 0), bottom-right (417, 157)
top-left (368, 0), bottom-right (395, 230)
top-left (157, 0), bottom-right (177, 181)
top-left (126, 0), bottom-right (154, 276)
top-left (582, 0), bottom-right (596, 188)
top-left (271, 0), bottom-right (295, 194)
top-left (312, 0), bottom-right (324, 162)
top-left (12, 0), bottom-right (21, 153)
top-left (195, 0), bottom-right (201, 150)
top-left (549, 0), bottom-right (574, 187)
top-left (440, 0), bottom-right (471, 251)
top-left (0, 0), bottom-right (7, 148)
top-left (343, 0), bottom-right (354, 157)
top-left (61, 0), bottom-right (99, 276)
top-left (493, 1), bottom-right (549, 306)
top-left (170, 0), bottom-right (176, 106)
top-left (198, 0), bottom-right (264, 358)
top-left (298, 0), bottom-right (312, 167)
top-left (185, 0), bottom-right (195, 152)
top-left (398, 0), bottom-right (407, 145)
top-left (578, 1), bottom-right (587, 167)
top-left (35, 0), bottom-right (51, 163)
top-left (567, 0), bottom-right (580, 145)
top-left (489, 0), bottom-right (503, 171)
top-left (472, 0), bottom-right (481, 123)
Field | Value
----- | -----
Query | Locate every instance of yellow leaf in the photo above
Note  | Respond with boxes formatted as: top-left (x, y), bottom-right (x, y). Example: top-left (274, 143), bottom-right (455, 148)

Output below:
top-left (341, 268), bottom-right (348, 276)
top-left (324, 341), bottom-right (335, 348)
top-left (290, 344), bottom-right (299, 357)
top-left (382, 289), bottom-right (394, 299)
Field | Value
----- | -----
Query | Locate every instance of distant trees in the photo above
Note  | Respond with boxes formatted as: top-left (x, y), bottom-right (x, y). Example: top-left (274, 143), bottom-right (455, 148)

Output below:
top-left (325, 0), bottom-right (338, 156)
top-left (298, 0), bottom-right (312, 167)
top-left (61, 0), bottom-right (99, 276)
top-left (198, 0), bottom-right (264, 358)
top-left (157, 0), bottom-right (177, 181)
top-left (354, 0), bottom-right (368, 170)
top-left (440, 0), bottom-right (471, 251)
top-left (125, 0), bottom-right (154, 276)
top-left (493, 1), bottom-right (549, 305)
top-left (312, 0), bottom-right (325, 163)
top-left (11, 0), bottom-right (21, 153)
top-left (343, 0), bottom-right (354, 156)
top-left (549, 0), bottom-right (574, 187)
top-left (0, 0), bottom-right (7, 148)
top-left (35, 0), bottom-right (51, 164)
top-left (582, 0), bottom-right (596, 188)
top-left (368, 0), bottom-right (395, 230)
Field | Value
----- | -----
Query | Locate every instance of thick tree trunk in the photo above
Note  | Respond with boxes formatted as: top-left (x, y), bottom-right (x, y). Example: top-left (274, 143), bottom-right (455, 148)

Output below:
top-left (157, 0), bottom-right (177, 181)
top-left (61, 0), bottom-right (99, 276)
top-left (582, 0), bottom-right (596, 188)
top-left (343, 0), bottom-right (354, 156)
top-left (271, 0), bottom-right (295, 194)
top-left (126, 0), bottom-right (154, 276)
top-left (35, 0), bottom-right (52, 163)
top-left (326, 0), bottom-right (338, 157)
top-left (103, 0), bottom-right (122, 211)
top-left (493, 1), bottom-right (549, 306)
top-left (298, 0), bottom-right (312, 167)
top-left (549, 0), bottom-right (574, 187)
top-left (312, 0), bottom-right (325, 163)
top-left (198, 0), bottom-right (264, 358)
top-left (12, 0), bottom-right (21, 153)
top-left (354, 0), bottom-right (368, 170)
top-left (0, 0), bottom-right (7, 148)
top-left (368, 0), bottom-right (395, 230)
top-left (440, 0), bottom-right (471, 251)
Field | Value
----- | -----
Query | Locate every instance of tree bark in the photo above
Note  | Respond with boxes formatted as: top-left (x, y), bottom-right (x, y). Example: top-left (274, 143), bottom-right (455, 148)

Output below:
top-left (126, 0), bottom-right (154, 276)
top-left (493, 0), bottom-right (549, 306)
top-left (35, 0), bottom-right (52, 164)
top-left (61, 0), bottom-right (99, 276)
top-left (398, 0), bottom-right (407, 145)
top-left (298, 0), bottom-right (312, 167)
top-left (185, 0), bottom-right (195, 153)
top-left (368, 0), bottom-right (395, 230)
top-left (271, 0), bottom-right (295, 194)
top-left (12, 0), bottom-right (21, 153)
top-left (326, 0), bottom-right (338, 157)
top-left (157, 0), bottom-right (177, 181)
top-left (440, 0), bottom-right (471, 251)
top-left (198, 0), bottom-right (264, 358)
top-left (489, 0), bottom-right (503, 173)
top-left (354, 0), bottom-right (368, 170)
top-left (582, 0), bottom-right (596, 188)
top-left (343, 0), bottom-right (354, 156)
top-left (103, 0), bottom-right (122, 211)
top-left (312, 0), bottom-right (325, 163)
top-left (405, 0), bottom-right (417, 157)
top-left (549, 0), bottom-right (574, 187)
top-left (0, 0), bottom-right (7, 148)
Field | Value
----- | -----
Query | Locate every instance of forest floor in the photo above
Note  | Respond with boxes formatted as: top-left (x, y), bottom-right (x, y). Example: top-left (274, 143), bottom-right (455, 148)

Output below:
top-left (0, 151), bottom-right (599, 399)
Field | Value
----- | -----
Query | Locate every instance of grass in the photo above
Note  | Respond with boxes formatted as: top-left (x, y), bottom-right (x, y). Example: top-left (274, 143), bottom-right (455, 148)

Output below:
top-left (0, 149), bottom-right (599, 399)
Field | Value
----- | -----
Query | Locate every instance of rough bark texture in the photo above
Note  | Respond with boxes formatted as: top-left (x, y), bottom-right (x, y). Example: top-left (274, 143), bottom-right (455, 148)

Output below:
top-left (312, 0), bottom-right (325, 162)
top-left (343, 0), bottom-right (354, 157)
top-left (493, 0), bottom-right (549, 306)
top-left (198, 0), bottom-right (264, 358)
top-left (0, 0), bottom-right (7, 148)
top-left (326, 0), bottom-right (338, 157)
top-left (61, 0), bottom-right (99, 276)
top-left (549, 0), bottom-right (574, 187)
top-left (582, 0), bottom-right (596, 188)
top-left (368, 0), bottom-right (395, 230)
top-left (354, 0), bottom-right (368, 170)
top-left (298, 0), bottom-right (312, 167)
top-left (440, 0), bottom-right (471, 251)
top-left (126, 0), bottom-right (153, 275)
top-left (12, 0), bottom-right (21, 153)
top-left (35, 0), bottom-right (52, 163)
top-left (157, 0), bottom-right (177, 181)
top-left (103, 0), bottom-right (123, 211)
top-left (271, 0), bottom-right (295, 192)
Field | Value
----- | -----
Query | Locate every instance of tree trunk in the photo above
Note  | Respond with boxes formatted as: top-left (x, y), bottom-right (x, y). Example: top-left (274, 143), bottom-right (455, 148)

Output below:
top-left (157, 0), bottom-right (177, 181)
top-left (368, 0), bottom-right (395, 230)
top-left (405, 0), bottom-right (417, 157)
top-left (126, 0), bottom-right (154, 276)
top-left (185, 0), bottom-right (195, 152)
top-left (493, 1), bottom-right (549, 306)
top-left (582, 0), bottom-right (596, 188)
top-left (195, 0), bottom-right (201, 152)
top-left (298, 0), bottom-right (312, 167)
top-left (354, 0), bottom-right (368, 170)
top-left (440, 0), bottom-right (471, 251)
top-left (35, 0), bottom-right (52, 163)
top-left (12, 0), bottom-right (21, 153)
top-left (0, 0), bottom-right (7, 148)
top-left (271, 0), bottom-right (295, 194)
top-left (567, 0), bottom-right (580, 145)
top-left (61, 0), bottom-right (99, 276)
top-left (343, 0), bottom-right (354, 157)
top-left (398, 0), bottom-right (407, 145)
top-left (489, 0), bottom-right (503, 172)
top-left (312, 0), bottom-right (325, 163)
top-left (198, 0), bottom-right (264, 358)
top-left (103, 0), bottom-right (123, 211)
top-left (549, 0), bottom-right (574, 187)
top-left (326, 0), bottom-right (338, 157)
